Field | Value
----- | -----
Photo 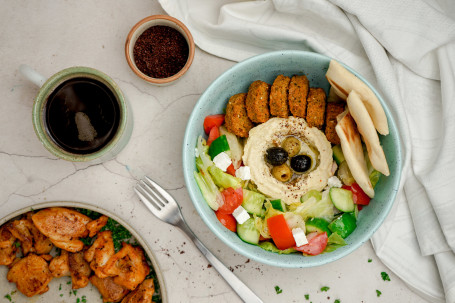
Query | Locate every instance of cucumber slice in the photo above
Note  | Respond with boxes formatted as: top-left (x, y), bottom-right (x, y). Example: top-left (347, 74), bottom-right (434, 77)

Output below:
top-left (242, 189), bottom-right (265, 216)
top-left (301, 190), bottom-right (322, 203)
top-left (330, 188), bottom-right (355, 212)
top-left (328, 213), bottom-right (357, 239)
top-left (332, 144), bottom-right (345, 165)
top-left (208, 165), bottom-right (241, 189)
top-left (305, 218), bottom-right (332, 236)
top-left (270, 199), bottom-right (287, 212)
top-left (237, 218), bottom-right (260, 245)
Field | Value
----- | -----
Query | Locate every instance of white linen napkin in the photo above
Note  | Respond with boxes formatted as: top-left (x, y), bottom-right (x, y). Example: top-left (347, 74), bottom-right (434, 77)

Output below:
top-left (158, 0), bottom-right (455, 301)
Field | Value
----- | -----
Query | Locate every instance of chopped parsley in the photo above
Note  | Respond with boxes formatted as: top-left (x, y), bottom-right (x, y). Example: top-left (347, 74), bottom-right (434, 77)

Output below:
top-left (275, 286), bottom-right (283, 294)
top-left (60, 294), bottom-right (63, 297)
top-left (321, 286), bottom-right (330, 292)
top-left (59, 283), bottom-right (62, 291)
top-left (305, 294), bottom-right (310, 300)
top-left (67, 281), bottom-right (72, 285)
top-left (81, 295), bottom-right (87, 303)
top-left (368, 258), bottom-right (372, 263)
top-left (13, 241), bottom-right (20, 248)
top-left (4, 294), bottom-right (11, 302)
top-left (334, 300), bottom-right (340, 303)
top-left (381, 271), bottom-right (391, 281)
top-left (376, 290), bottom-right (382, 297)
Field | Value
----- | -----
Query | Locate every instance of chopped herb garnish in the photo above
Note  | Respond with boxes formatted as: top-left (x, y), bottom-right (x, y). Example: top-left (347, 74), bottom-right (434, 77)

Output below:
top-left (76, 298), bottom-right (80, 303)
top-left (13, 241), bottom-right (21, 248)
top-left (4, 294), bottom-right (12, 302)
top-left (334, 300), bottom-right (340, 303)
top-left (275, 286), bottom-right (283, 294)
top-left (81, 295), bottom-right (87, 303)
top-left (73, 290), bottom-right (77, 296)
top-left (59, 283), bottom-right (62, 290)
top-left (67, 281), bottom-right (72, 285)
top-left (381, 272), bottom-right (391, 281)
top-left (376, 290), bottom-right (382, 297)
top-left (368, 258), bottom-right (372, 263)
top-left (60, 294), bottom-right (64, 297)
top-left (305, 294), bottom-right (309, 300)
top-left (321, 286), bottom-right (330, 292)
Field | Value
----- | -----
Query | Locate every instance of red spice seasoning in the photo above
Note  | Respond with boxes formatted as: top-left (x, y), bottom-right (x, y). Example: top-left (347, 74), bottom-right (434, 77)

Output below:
top-left (133, 25), bottom-right (189, 79)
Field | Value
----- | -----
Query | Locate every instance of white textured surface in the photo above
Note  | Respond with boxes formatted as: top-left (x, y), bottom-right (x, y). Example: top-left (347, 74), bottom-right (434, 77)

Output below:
top-left (0, 1), bottom-right (428, 303)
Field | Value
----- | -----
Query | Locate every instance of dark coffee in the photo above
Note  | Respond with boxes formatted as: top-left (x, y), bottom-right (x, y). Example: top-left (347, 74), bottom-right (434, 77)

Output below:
top-left (44, 77), bottom-right (120, 154)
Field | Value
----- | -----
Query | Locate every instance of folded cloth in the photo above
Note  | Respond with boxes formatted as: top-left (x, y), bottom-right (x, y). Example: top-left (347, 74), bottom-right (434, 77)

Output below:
top-left (158, 0), bottom-right (455, 301)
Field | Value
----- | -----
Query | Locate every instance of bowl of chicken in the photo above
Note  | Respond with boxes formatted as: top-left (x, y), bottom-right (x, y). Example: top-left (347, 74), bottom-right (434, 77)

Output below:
top-left (0, 201), bottom-right (167, 303)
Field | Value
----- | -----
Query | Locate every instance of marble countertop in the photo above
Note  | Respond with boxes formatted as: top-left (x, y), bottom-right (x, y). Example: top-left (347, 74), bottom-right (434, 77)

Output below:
top-left (0, 1), bottom-right (428, 302)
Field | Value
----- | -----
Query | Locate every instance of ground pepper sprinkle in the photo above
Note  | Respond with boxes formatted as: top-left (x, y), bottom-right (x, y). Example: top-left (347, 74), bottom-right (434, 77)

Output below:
top-left (133, 25), bottom-right (189, 78)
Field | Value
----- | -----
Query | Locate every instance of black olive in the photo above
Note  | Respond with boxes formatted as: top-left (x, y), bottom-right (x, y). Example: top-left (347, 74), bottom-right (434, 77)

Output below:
top-left (265, 147), bottom-right (288, 166)
top-left (290, 155), bottom-right (312, 173)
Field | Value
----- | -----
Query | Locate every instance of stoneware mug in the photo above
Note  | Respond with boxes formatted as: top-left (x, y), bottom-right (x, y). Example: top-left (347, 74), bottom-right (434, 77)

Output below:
top-left (20, 65), bottom-right (133, 163)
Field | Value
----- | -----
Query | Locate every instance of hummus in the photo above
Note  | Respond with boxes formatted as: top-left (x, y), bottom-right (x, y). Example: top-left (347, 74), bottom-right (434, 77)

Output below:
top-left (243, 117), bottom-right (333, 204)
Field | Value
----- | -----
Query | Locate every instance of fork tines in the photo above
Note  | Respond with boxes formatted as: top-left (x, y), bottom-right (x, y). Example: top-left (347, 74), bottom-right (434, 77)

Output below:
top-left (135, 177), bottom-right (168, 211)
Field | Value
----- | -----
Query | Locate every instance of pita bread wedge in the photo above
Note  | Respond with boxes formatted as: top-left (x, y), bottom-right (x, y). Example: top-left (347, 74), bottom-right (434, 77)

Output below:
top-left (347, 91), bottom-right (390, 176)
top-left (335, 110), bottom-right (375, 198)
top-left (326, 60), bottom-right (389, 135)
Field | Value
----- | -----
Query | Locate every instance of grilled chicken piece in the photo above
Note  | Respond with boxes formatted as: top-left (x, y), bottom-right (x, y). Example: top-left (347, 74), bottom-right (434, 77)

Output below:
top-left (0, 226), bottom-right (17, 266)
top-left (6, 214), bottom-right (53, 255)
top-left (32, 208), bottom-right (91, 252)
top-left (86, 215), bottom-right (108, 237)
top-left (121, 279), bottom-right (155, 303)
top-left (49, 250), bottom-right (70, 278)
top-left (84, 230), bottom-right (115, 278)
top-left (102, 243), bottom-right (149, 290)
top-left (6, 219), bottom-right (35, 255)
top-left (7, 254), bottom-right (53, 297)
top-left (90, 275), bottom-right (129, 303)
top-left (68, 251), bottom-right (91, 289)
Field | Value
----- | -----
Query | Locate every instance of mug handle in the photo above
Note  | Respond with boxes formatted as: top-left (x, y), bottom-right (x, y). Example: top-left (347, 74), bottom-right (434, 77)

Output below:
top-left (19, 64), bottom-right (46, 87)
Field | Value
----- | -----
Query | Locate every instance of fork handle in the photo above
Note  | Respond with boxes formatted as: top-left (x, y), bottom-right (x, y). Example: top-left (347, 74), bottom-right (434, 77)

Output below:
top-left (176, 220), bottom-right (263, 303)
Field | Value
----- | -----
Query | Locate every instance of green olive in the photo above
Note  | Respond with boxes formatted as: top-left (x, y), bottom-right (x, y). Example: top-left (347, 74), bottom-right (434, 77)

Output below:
top-left (282, 136), bottom-right (301, 157)
top-left (271, 164), bottom-right (292, 182)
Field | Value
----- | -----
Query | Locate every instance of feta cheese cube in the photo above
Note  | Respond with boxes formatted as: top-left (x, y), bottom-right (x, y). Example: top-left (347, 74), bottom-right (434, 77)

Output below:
top-left (235, 166), bottom-right (251, 180)
top-left (213, 152), bottom-right (232, 172)
top-left (232, 205), bottom-right (250, 224)
top-left (327, 176), bottom-right (342, 188)
top-left (292, 227), bottom-right (308, 247)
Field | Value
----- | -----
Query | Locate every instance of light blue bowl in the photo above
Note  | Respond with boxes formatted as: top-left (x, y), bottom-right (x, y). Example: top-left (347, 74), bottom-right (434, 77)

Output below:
top-left (182, 50), bottom-right (402, 268)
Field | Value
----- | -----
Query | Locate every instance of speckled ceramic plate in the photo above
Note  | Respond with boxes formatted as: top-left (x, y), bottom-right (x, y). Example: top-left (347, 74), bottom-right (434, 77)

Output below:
top-left (182, 50), bottom-right (402, 268)
top-left (0, 201), bottom-right (167, 303)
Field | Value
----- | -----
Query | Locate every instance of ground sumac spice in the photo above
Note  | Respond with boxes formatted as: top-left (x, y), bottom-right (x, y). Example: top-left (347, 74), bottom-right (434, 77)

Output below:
top-left (133, 25), bottom-right (189, 79)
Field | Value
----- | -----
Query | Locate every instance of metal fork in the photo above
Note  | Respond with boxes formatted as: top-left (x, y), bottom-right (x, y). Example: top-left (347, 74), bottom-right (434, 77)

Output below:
top-left (135, 176), bottom-right (263, 303)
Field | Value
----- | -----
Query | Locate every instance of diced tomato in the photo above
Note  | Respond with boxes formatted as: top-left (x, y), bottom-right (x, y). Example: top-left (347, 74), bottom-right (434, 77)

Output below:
top-left (215, 211), bottom-right (237, 232)
top-left (218, 187), bottom-right (243, 215)
top-left (294, 232), bottom-right (328, 256)
top-left (207, 126), bottom-right (220, 146)
top-left (343, 183), bottom-right (370, 205)
top-left (226, 164), bottom-right (236, 177)
top-left (267, 214), bottom-right (296, 250)
top-left (203, 114), bottom-right (225, 134)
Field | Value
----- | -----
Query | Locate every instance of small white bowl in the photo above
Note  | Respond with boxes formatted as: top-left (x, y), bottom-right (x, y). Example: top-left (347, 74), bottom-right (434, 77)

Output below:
top-left (125, 15), bottom-right (195, 86)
